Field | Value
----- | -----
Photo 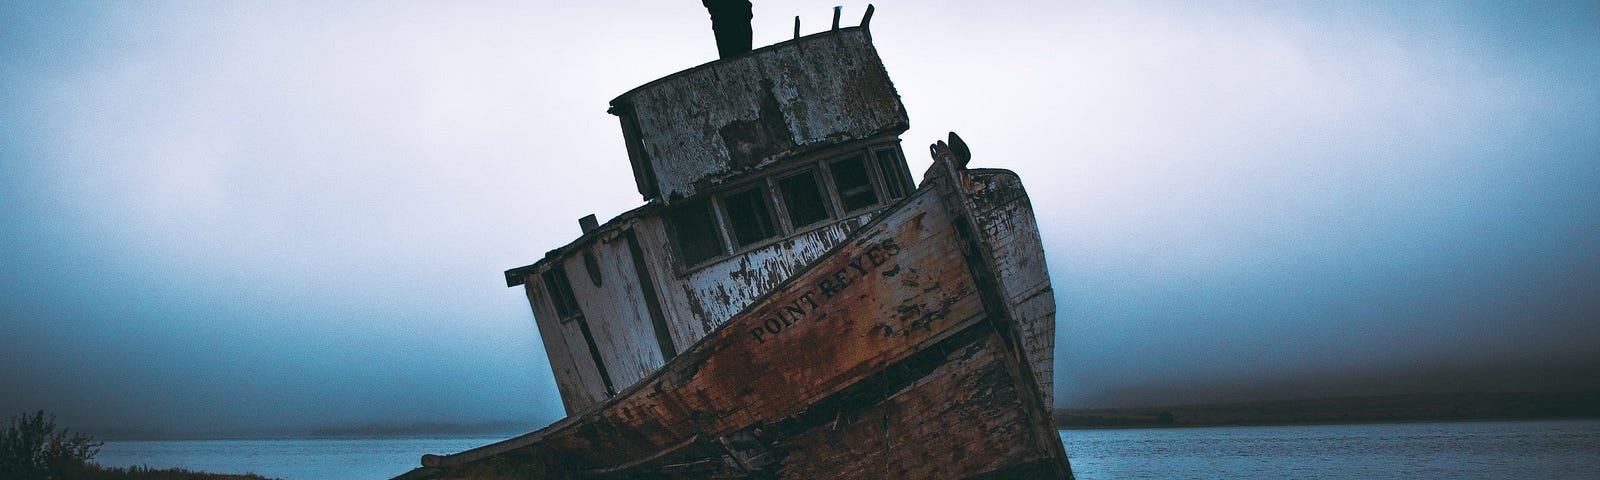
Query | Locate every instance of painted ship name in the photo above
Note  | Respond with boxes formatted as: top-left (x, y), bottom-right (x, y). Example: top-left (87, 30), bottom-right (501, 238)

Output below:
top-left (747, 237), bottom-right (903, 344)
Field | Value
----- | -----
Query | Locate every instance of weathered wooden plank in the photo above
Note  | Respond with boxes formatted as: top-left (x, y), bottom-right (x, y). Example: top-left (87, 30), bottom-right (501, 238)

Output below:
top-left (522, 231), bottom-right (673, 413)
top-left (965, 169), bottom-right (1057, 408)
top-left (562, 236), bottom-right (667, 391)
top-left (774, 331), bottom-right (1051, 479)
top-left (424, 159), bottom-right (1069, 478)
top-left (544, 188), bottom-right (984, 465)
top-left (467, 15), bottom-right (1071, 479)
top-left (932, 142), bottom-right (1070, 478)
top-left (523, 280), bottom-right (609, 413)
top-left (643, 215), bottom-right (868, 347)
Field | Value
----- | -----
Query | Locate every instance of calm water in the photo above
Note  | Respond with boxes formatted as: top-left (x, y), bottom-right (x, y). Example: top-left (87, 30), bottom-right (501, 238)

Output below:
top-left (1060, 420), bottom-right (1600, 479)
top-left (95, 436), bottom-right (499, 480)
top-left (95, 420), bottom-right (1600, 480)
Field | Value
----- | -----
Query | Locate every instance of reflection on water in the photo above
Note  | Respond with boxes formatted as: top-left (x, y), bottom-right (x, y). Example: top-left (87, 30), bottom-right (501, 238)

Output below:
top-left (96, 420), bottom-right (1600, 480)
top-left (1061, 419), bottom-right (1600, 479)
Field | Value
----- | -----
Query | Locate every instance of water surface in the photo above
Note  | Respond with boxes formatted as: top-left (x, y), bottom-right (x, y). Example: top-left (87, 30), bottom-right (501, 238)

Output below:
top-left (1060, 419), bottom-right (1600, 479)
top-left (95, 420), bottom-right (1600, 479)
top-left (96, 437), bottom-right (499, 480)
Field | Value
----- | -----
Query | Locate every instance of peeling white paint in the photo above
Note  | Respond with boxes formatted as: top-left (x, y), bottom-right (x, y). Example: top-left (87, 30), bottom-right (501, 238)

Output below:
top-left (966, 170), bottom-right (1057, 408)
top-left (615, 29), bottom-right (908, 202)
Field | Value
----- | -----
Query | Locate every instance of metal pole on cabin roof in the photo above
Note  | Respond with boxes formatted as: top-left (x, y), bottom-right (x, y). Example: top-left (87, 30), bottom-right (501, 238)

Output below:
top-left (703, 0), bottom-right (753, 59)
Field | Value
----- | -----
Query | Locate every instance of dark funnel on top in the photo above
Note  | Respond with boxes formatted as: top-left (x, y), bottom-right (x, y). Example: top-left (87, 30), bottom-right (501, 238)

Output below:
top-left (704, 0), bottom-right (753, 59)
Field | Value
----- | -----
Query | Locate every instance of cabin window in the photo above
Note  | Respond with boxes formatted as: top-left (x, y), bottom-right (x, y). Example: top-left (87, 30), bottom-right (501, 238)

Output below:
top-left (874, 148), bottom-right (909, 200)
top-left (541, 266), bottom-right (582, 321)
top-left (830, 155), bottom-right (879, 212)
top-left (722, 185), bottom-right (778, 248)
top-left (661, 143), bottom-right (905, 271)
top-left (666, 199), bottom-right (725, 266)
top-left (777, 170), bottom-right (830, 229)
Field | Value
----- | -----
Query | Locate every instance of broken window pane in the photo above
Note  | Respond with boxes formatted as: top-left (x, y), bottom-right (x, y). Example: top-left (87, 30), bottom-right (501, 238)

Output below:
top-left (666, 199), bottom-right (725, 266)
top-left (875, 148), bottom-right (908, 200)
top-left (830, 155), bottom-right (879, 211)
top-left (722, 186), bottom-right (778, 248)
top-left (778, 170), bottom-right (830, 229)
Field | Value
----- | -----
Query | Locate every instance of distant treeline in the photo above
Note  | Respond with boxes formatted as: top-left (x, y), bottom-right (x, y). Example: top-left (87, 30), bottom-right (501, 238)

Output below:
top-left (1056, 391), bottom-right (1600, 428)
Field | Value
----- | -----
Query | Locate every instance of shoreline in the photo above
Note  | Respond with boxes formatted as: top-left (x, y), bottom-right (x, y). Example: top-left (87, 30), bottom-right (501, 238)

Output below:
top-left (93, 416), bottom-right (1600, 438)
top-left (1059, 415), bottom-right (1600, 431)
top-left (85, 391), bottom-right (1600, 441)
top-left (1054, 390), bottom-right (1600, 430)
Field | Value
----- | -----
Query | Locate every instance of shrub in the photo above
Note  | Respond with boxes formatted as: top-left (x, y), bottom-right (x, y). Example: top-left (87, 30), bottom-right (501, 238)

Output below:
top-left (1, 410), bottom-right (104, 479)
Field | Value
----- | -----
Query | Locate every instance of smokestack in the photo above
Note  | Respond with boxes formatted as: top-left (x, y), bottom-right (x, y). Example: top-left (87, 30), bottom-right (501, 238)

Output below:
top-left (703, 0), bottom-right (753, 59)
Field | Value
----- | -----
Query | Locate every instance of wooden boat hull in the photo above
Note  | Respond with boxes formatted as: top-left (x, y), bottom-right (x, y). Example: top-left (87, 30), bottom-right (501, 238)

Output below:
top-left (398, 151), bottom-right (1071, 479)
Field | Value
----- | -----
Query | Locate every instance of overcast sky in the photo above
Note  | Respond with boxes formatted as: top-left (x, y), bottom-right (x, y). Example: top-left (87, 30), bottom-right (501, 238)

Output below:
top-left (3, 1), bottom-right (1597, 435)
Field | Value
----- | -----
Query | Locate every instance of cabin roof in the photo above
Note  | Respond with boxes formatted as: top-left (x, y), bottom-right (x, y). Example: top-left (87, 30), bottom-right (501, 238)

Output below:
top-left (510, 26), bottom-right (910, 288)
top-left (607, 26), bottom-right (908, 204)
top-left (608, 26), bottom-right (865, 108)
top-left (504, 201), bottom-right (660, 287)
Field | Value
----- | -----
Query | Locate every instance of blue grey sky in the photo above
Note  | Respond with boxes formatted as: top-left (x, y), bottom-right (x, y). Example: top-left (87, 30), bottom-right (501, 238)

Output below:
top-left (2, 1), bottom-right (1597, 435)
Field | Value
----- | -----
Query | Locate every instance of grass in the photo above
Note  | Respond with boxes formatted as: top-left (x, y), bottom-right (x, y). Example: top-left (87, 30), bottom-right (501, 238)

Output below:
top-left (3, 410), bottom-right (276, 480)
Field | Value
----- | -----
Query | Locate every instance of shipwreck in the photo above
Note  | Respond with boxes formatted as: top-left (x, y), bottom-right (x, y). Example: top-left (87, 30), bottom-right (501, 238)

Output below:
top-left (396, 3), bottom-right (1070, 479)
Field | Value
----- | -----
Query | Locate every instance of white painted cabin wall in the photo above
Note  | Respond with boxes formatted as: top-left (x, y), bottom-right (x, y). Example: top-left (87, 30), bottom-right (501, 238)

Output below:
top-left (525, 171), bottom-right (1057, 416)
top-left (525, 214), bottom-right (871, 413)
top-left (557, 234), bottom-right (667, 395)
top-left (524, 280), bottom-right (609, 414)
top-left (623, 217), bottom-right (686, 352)
top-left (634, 215), bottom-right (872, 352)
top-left (525, 171), bottom-right (1056, 415)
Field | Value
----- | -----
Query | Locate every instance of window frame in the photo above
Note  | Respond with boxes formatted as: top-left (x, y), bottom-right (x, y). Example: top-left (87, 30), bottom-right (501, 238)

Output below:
top-left (664, 197), bottom-right (730, 269)
top-left (823, 153), bottom-right (882, 215)
top-left (718, 182), bottom-right (781, 249)
top-left (773, 167), bottom-right (835, 232)
top-left (664, 141), bottom-right (911, 273)
top-left (871, 146), bottom-right (912, 201)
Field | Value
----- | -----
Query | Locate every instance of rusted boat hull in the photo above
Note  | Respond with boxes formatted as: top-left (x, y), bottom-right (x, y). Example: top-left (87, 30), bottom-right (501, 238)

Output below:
top-left (399, 151), bottom-right (1070, 479)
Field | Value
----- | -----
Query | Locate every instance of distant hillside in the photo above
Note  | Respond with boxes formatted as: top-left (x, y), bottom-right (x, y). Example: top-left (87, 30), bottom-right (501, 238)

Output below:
top-left (1056, 391), bottom-right (1600, 428)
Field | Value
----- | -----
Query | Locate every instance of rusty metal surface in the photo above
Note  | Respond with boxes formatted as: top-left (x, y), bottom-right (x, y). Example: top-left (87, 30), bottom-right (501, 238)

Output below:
top-left (551, 187), bottom-right (983, 463)
top-left (419, 169), bottom-right (1069, 479)
top-left (519, 205), bottom-right (879, 415)
top-left (508, 27), bottom-right (919, 413)
top-left (481, 15), bottom-right (1069, 478)
top-left (771, 333), bottom-right (1055, 478)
